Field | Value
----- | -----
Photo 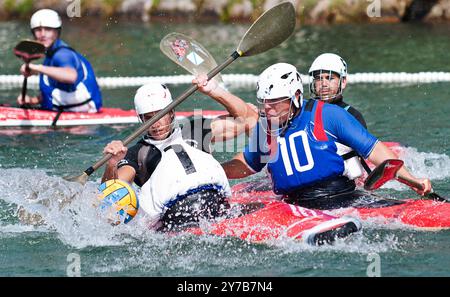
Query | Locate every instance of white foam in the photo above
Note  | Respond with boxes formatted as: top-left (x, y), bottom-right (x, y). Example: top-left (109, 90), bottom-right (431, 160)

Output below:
top-left (0, 165), bottom-right (436, 264)
top-left (379, 146), bottom-right (450, 191)
top-left (0, 168), bottom-right (155, 248)
top-left (0, 224), bottom-right (48, 234)
top-left (401, 147), bottom-right (450, 180)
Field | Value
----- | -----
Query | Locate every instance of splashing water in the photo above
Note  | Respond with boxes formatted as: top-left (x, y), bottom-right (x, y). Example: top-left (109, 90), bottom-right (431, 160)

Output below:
top-left (0, 161), bottom-right (447, 276)
top-left (381, 146), bottom-right (450, 191)
top-left (0, 168), bottom-right (154, 248)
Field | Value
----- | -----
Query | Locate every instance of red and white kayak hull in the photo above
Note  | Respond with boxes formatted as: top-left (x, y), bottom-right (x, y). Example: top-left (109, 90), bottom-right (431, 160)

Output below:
top-left (231, 182), bottom-right (450, 230)
top-left (334, 199), bottom-right (450, 230)
top-left (0, 106), bottom-right (226, 127)
top-left (183, 197), bottom-right (362, 245)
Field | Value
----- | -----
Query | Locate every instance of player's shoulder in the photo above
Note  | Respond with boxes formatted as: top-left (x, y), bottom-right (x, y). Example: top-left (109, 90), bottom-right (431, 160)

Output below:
top-left (322, 101), bottom-right (351, 118)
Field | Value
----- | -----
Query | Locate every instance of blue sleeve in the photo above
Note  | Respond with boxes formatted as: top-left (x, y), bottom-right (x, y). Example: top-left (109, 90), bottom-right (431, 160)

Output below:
top-left (52, 48), bottom-right (80, 69)
top-left (243, 123), bottom-right (269, 172)
top-left (322, 104), bottom-right (378, 158)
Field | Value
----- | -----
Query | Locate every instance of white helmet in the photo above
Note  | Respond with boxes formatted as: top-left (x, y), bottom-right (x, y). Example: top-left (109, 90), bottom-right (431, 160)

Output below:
top-left (309, 53), bottom-right (347, 101)
top-left (256, 63), bottom-right (303, 108)
top-left (308, 53), bottom-right (347, 77)
top-left (134, 83), bottom-right (173, 116)
top-left (30, 9), bottom-right (62, 30)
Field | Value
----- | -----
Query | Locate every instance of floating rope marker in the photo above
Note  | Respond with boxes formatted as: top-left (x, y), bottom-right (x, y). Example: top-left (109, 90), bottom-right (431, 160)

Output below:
top-left (1, 72), bottom-right (450, 89)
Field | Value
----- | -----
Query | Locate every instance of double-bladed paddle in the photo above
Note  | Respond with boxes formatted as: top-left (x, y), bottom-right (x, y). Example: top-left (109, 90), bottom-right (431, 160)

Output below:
top-left (65, 2), bottom-right (296, 185)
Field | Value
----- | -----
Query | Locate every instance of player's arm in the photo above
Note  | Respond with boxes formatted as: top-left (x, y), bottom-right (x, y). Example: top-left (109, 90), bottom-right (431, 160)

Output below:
top-left (221, 152), bottom-right (256, 179)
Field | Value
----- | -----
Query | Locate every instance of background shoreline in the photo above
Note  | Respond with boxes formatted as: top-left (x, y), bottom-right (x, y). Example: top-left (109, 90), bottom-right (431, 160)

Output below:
top-left (1, 0), bottom-right (449, 24)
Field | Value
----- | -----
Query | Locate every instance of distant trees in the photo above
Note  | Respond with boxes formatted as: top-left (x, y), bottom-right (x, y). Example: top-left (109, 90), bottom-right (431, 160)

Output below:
top-left (402, 0), bottom-right (439, 22)
top-left (0, 0), bottom-right (445, 23)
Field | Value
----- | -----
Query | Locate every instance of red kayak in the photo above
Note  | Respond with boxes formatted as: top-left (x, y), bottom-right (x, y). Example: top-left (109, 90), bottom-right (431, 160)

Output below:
top-left (183, 196), bottom-right (362, 245)
top-left (230, 181), bottom-right (450, 230)
top-left (0, 106), bottom-right (226, 127)
top-left (335, 199), bottom-right (450, 230)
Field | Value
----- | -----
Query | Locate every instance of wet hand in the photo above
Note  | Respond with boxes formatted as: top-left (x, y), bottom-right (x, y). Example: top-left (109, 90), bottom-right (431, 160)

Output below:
top-left (193, 74), bottom-right (218, 95)
top-left (20, 63), bottom-right (39, 77)
top-left (103, 141), bottom-right (127, 164)
top-left (412, 178), bottom-right (432, 196)
top-left (246, 103), bottom-right (258, 113)
top-left (17, 94), bottom-right (39, 106)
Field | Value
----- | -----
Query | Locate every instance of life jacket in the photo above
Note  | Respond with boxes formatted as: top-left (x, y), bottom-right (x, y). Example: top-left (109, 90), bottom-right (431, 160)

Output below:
top-left (133, 128), bottom-right (231, 225)
top-left (309, 100), bottom-right (364, 180)
top-left (39, 40), bottom-right (102, 112)
top-left (262, 100), bottom-right (345, 194)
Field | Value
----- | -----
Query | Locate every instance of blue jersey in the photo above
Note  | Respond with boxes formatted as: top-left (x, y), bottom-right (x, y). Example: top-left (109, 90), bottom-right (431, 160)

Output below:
top-left (39, 39), bottom-right (102, 111)
top-left (243, 100), bottom-right (378, 194)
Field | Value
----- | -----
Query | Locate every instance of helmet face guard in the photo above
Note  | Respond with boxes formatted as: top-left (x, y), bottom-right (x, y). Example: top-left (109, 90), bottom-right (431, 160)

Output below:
top-left (309, 69), bottom-right (345, 102)
top-left (140, 110), bottom-right (177, 139)
top-left (308, 53), bottom-right (347, 102)
top-left (256, 63), bottom-right (303, 136)
top-left (256, 95), bottom-right (300, 136)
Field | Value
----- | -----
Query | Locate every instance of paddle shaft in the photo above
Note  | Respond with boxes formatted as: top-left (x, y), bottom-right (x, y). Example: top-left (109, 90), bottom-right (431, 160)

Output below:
top-left (15, 40), bottom-right (45, 106)
top-left (397, 176), bottom-right (423, 190)
top-left (82, 51), bottom-right (241, 176)
top-left (21, 63), bottom-right (30, 103)
top-left (397, 175), bottom-right (447, 202)
top-left (67, 2), bottom-right (296, 184)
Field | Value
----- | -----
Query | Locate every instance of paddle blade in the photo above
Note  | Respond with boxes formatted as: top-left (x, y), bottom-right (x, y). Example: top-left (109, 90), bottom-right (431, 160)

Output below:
top-left (14, 40), bottom-right (46, 61)
top-left (364, 159), bottom-right (404, 191)
top-left (160, 32), bottom-right (224, 85)
top-left (63, 172), bottom-right (89, 185)
top-left (237, 2), bottom-right (296, 57)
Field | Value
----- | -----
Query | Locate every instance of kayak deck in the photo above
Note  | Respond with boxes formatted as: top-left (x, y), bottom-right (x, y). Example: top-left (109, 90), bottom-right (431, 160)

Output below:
top-left (231, 182), bottom-right (450, 230)
top-left (335, 199), bottom-right (450, 230)
top-left (183, 198), bottom-right (362, 245)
